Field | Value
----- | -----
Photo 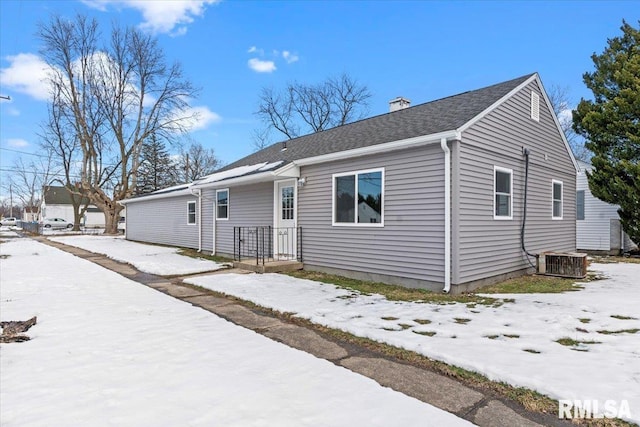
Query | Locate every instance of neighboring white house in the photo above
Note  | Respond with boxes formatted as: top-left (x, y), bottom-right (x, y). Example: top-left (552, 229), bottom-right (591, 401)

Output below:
top-left (22, 206), bottom-right (39, 222)
top-left (41, 186), bottom-right (105, 228)
top-left (576, 160), bottom-right (637, 254)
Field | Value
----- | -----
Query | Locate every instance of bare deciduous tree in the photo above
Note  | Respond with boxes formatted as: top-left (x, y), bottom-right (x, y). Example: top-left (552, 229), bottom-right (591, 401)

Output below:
top-left (38, 14), bottom-right (198, 234)
top-left (256, 73), bottom-right (372, 142)
top-left (6, 153), bottom-right (57, 218)
top-left (546, 84), bottom-right (590, 161)
top-left (39, 85), bottom-right (89, 230)
top-left (177, 141), bottom-right (221, 183)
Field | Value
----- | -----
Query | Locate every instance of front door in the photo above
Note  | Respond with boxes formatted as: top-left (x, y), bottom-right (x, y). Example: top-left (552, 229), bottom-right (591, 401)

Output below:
top-left (275, 180), bottom-right (296, 260)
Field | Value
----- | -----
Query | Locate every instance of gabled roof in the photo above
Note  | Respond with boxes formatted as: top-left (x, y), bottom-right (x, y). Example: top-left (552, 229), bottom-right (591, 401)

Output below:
top-left (219, 73), bottom-right (535, 172)
top-left (43, 186), bottom-right (91, 206)
top-left (122, 73), bottom-right (556, 204)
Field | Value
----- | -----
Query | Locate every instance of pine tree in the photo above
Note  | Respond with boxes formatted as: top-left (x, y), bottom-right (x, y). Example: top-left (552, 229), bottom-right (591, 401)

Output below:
top-left (136, 135), bottom-right (178, 195)
top-left (572, 20), bottom-right (640, 244)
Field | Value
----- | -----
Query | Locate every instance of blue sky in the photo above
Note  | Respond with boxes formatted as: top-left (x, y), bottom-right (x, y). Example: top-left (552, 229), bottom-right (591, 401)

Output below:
top-left (0, 0), bottom-right (637, 200)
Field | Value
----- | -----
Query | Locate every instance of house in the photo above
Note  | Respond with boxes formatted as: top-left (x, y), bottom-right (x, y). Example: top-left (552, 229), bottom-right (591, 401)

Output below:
top-left (576, 160), bottom-right (637, 254)
top-left (41, 186), bottom-right (105, 228)
top-left (22, 206), bottom-right (39, 222)
top-left (121, 73), bottom-right (578, 293)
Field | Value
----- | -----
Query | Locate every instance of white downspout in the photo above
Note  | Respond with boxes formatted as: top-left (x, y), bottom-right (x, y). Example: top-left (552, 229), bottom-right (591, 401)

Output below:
top-left (191, 189), bottom-right (202, 252)
top-left (440, 138), bottom-right (451, 293)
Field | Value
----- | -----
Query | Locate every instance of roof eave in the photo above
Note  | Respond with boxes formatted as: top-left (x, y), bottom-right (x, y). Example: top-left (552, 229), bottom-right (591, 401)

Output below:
top-left (293, 130), bottom-right (461, 167)
top-left (119, 188), bottom-right (195, 205)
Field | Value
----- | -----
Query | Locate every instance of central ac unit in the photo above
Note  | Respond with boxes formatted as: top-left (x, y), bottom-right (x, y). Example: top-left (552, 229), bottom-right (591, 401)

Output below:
top-left (537, 252), bottom-right (587, 278)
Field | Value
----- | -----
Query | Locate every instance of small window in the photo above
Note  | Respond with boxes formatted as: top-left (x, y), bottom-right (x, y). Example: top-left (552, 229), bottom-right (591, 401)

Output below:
top-left (216, 189), bottom-right (229, 220)
top-left (494, 166), bottom-right (513, 219)
top-left (333, 169), bottom-right (383, 226)
top-left (552, 180), bottom-right (563, 219)
top-left (187, 201), bottom-right (196, 225)
top-left (281, 186), bottom-right (294, 220)
top-left (576, 190), bottom-right (585, 220)
top-left (531, 91), bottom-right (540, 122)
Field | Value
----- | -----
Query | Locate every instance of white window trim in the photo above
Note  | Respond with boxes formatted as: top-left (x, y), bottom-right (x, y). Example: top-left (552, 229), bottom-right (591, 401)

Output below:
top-left (552, 180), bottom-right (563, 220)
top-left (215, 188), bottom-right (229, 221)
top-left (187, 201), bottom-right (197, 225)
top-left (493, 166), bottom-right (513, 220)
top-left (332, 167), bottom-right (384, 227)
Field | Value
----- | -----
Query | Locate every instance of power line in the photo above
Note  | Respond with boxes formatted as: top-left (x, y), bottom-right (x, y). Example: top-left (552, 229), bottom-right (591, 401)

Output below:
top-left (0, 147), bottom-right (54, 158)
top-left (0, 167), bottom-right (82, 179)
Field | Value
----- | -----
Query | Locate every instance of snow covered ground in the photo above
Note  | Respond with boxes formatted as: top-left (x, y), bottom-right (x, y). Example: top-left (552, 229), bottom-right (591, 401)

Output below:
top-left (51, 235), bottom-right (227, 275)
top-left (0, 238), bottom-right (471, 426)
top-left (187, 266), bottom-right (640, 424)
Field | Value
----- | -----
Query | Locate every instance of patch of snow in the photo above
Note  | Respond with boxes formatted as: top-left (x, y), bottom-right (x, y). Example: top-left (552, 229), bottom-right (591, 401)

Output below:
top-left (50, 235), bottom-right (225, 276)
top-left (187, 264), bottom-right (640, 424)
top-left (194, 161), bottom-right (283, 185)
top-left (0, 238), bottom-right (471, 426)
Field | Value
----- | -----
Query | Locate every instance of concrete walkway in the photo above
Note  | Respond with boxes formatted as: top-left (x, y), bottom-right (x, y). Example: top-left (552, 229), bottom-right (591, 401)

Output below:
top-left (39, 236), bottom-right (572, 427)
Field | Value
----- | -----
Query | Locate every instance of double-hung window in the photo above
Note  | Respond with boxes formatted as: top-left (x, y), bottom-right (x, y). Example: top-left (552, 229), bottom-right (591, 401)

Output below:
top-left (494, 166), bottom-right (513, 219)
top-left (552, 180), bottom-right (563, 219)
top-left (333, 168), bottom-right (384, 226)
top-left (216, 189), bottom-right (229, 220)
top-left (187, 201), bottom-right (196, 225)
top-left (576, 190), bottom-right (585, 220)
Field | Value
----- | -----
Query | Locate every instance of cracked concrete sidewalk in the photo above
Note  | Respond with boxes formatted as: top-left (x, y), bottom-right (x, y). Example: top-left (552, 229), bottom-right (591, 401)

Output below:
top-left (39, 236), bottom-right (572, 427)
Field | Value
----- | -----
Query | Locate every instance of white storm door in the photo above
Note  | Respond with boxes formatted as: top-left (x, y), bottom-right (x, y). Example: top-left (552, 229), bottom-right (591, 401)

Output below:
top-left (275, 180), bottom-right (296, 260)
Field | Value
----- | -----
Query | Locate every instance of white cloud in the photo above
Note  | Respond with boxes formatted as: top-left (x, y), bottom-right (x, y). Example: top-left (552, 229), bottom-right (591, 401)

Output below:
top-left (0, 53), bottom-right (51, 101)
top-left (558, 107), bottom-right (573, 126)
top-left (248, 46), bottom-right (257, 53)
top-left (7, 138), bottom-right (29, 148)
top-left (282, 51), bottom-right (299, 64)
top-left (248, 58), bottom-right (276, 73)
top-left (182, 105), bottom-right (221, 131)
top-left (82, 0), bottom-right (218, 35)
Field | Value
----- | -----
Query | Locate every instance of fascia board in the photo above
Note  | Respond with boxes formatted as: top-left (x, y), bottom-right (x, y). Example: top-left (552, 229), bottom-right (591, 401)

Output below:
top-left (193, 170), bottom-right (277, 189)
top-left (119, 188), bottom-right (194, 205)
top-left (293, 130), bottom-right (460, 167)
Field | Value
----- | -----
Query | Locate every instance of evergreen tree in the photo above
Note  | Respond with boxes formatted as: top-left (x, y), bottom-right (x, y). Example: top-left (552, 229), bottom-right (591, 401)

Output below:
top-left (573, 20), bottom-right (640, 244)
top-left (136, 135), bottom-right (178, 195)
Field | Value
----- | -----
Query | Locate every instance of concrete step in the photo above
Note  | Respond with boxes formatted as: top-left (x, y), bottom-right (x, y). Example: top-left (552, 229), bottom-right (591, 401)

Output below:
top-left (233, 260), bottom-right (303, 273)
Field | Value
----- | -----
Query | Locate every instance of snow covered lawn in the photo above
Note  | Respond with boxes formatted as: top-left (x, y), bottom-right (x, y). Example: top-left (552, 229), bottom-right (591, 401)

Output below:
top-left (51, 235), bottom-right (227, 276)
top-left (0, 238), bottom-right (471, 426)
top-left (187, 265), bottom-right (640, 424)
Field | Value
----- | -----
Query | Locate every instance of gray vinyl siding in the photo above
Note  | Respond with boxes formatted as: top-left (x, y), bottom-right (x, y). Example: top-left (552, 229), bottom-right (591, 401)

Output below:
top-left (125, 194), bottom-right (200, 249)
top-left (207, 182), bottom-right (274, 256)
top-left (299, 144), bottom-right (445, 283)
top-left (576, 162), bottom-right (633, 251)
top-left (455, 80), bottom-right (576, 284)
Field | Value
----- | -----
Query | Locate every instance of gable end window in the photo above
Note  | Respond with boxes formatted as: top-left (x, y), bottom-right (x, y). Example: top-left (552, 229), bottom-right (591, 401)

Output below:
top-left (216, 189), bottom-right (229, 220)
top-left (333, 168), bottom-right (384, 226)
top-left (552, 180), bottom-right (563, 219)
top-left (494, 166), bottom-right (513, 220)
top-left (187, 201), bottom-right (197, 225)
top-left (576, 190), bottom-right (585, 220)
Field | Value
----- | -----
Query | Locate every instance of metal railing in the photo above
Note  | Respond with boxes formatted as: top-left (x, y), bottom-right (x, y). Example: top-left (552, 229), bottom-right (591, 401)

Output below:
top-left (233, 226), bottom-right (302, 265)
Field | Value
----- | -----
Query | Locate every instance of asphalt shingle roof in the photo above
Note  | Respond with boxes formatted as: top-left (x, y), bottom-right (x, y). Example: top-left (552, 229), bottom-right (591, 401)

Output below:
top-left (219, 73), bottom-right (534, 172)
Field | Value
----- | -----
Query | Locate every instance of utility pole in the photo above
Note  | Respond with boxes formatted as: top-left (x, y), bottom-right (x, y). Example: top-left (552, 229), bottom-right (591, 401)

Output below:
top-left (10, 184), bottom-right (13, 217)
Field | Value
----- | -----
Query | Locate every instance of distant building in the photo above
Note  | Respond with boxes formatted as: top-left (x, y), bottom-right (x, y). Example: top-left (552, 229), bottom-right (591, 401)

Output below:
top-left (22, 206), bottom-right (39, 222)
top-left (41, 186), bottom-right (105, 228)
top-left (576, 161), bottom-right (637, 254)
